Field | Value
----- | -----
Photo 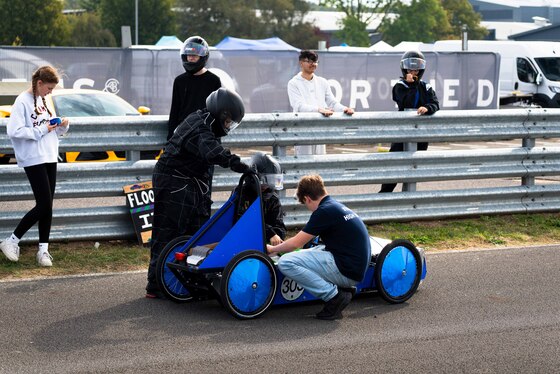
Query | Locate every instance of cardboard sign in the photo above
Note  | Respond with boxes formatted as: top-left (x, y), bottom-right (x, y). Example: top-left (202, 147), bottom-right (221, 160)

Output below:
top-left (123, 181), bottom-right (154, 245)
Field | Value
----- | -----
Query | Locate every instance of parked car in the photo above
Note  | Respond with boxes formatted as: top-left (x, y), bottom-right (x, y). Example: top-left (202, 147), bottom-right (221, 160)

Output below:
top-left (0, 88), bottom-right (151, 163)
top-left (0, 82), bottom-right (29, 163)
top-left (49, 89), bottom-right (151, 162)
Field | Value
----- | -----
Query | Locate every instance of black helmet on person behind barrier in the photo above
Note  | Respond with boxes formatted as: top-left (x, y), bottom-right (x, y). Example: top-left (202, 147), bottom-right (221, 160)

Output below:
top-left (400, 50), bottom-right (426, 80)
top-left (206, 88), bottom-right (245, 137)
top-left (180, 36), bottom-right (209, 74)
top-left (248, 152), bottom-right (284, 190)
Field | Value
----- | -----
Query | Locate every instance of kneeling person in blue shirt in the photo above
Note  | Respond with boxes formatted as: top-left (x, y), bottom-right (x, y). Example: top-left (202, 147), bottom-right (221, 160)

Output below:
top-left (267, 174), bottom-right (371, 320)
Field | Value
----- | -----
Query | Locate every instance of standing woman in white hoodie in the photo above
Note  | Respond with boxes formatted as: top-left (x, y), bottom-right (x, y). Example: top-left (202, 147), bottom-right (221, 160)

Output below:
top-left (0, 66), bottom-right (69, 266)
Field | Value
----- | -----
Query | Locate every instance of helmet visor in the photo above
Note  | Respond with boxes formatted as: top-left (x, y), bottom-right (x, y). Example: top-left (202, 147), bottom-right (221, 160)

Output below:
top-left (183, 42), bottom-right (208, 56)
top-left (263, 174), bottom-right (284, 190)
top-left (401, 57), bottom-right (426, 71)
top-left (224, 119), bottom-right (240, 134)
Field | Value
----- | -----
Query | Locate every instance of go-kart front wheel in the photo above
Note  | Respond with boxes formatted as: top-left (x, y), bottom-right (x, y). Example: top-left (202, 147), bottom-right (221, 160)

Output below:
top-left (220, 250), bottom-right (277, 320)
top-left (374, 239), bottom-right (422, 304)
top-left (156, 235), bottom-right (193, 303)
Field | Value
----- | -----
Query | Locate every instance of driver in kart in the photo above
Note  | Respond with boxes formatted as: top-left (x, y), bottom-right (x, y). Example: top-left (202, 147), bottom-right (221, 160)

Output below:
top-left (234, 152), bottom-right (287, 245)
top-left (267, 174), bottom-right (371, 320)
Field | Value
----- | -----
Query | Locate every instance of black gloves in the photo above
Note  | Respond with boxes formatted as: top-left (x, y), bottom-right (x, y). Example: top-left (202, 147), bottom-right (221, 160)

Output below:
top-left (230, 156), bottom-right (251, 174)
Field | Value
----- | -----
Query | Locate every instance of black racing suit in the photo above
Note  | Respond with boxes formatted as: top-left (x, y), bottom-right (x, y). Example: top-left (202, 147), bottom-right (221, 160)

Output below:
top-left (379, 79), bottom-right (440, 193)
top-left (261, 186), bottom-right (287, 242)
top-left (147, 109), bottom-right (247, 292)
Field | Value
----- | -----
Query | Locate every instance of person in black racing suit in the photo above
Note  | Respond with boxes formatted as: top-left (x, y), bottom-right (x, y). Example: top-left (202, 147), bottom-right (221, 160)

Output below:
top-left (146, 88), bottom-right (250, 298)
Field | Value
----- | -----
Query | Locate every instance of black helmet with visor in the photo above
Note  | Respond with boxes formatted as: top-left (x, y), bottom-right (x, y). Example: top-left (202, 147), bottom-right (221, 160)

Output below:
top-left (206, 88), bottom-right (245, 137)
top-left (248, 152), bottom-right (284, 190)
top-left (181, 36), bottom-right (209, 74)
top-left (400, 50), bottom-right (426, 80)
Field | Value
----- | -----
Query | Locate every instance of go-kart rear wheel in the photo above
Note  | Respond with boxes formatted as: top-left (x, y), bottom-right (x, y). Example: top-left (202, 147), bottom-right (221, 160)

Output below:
top-left (156, 235), bottom-right (193, 303)
top-left (374, 239), bottom-right (422, 304)
top-left (220, 250), bottom-right (277, 320)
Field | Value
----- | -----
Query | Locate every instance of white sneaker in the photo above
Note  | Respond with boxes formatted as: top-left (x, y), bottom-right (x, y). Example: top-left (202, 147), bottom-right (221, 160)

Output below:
top-left (37, 251), bottom-right (53, 267)
top-left (0, 240), bottom-right (20, 262)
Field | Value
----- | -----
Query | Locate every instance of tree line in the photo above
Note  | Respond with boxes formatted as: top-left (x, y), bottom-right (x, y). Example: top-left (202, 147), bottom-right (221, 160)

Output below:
top-left (0, 0), bottom-right (486, 49)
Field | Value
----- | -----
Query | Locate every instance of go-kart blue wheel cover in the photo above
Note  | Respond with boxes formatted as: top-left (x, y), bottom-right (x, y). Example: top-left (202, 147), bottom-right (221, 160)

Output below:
top-left (381, 245), bottom-right (419, 298)
top-left (227, 257), bottom-right (274, 313)
top-left (164, 251), bottom-right (189, 296)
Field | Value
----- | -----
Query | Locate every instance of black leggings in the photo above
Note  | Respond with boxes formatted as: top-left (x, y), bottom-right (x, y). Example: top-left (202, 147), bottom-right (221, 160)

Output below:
top-left (14, 163), bottom-right (57, 242)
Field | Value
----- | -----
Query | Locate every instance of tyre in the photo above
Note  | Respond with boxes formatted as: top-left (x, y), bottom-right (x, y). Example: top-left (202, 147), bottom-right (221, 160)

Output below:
top-left (374, 239), bottom-right (422, 304)
top-left (220, 250), bottom-right (277, 320)
top-left (156, 235), bottom-right (193, 303)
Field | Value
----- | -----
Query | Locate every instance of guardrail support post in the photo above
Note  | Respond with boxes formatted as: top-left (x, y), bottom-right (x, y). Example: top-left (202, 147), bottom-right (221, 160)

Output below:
top-left (126, 151), bottom-right (141, 162)
top-left (403, 142), bottom-right (418, 192)
top-left (522, 138), bottom-right (535, 148)
top-left (522, 137), bottom-right (536, 186)
top-left (273, 145), bottom-right (287, 197)
top-left (273, 145), bottom-right (286, 157)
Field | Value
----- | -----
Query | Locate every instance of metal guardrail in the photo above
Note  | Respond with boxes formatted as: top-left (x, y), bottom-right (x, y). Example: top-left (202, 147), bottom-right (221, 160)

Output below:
top-left (1, 148), bottom-right (560, 201)
top-left (3, 109), bottom-right (560, 154)
top-left (1, 108), bottom-right (560, 243)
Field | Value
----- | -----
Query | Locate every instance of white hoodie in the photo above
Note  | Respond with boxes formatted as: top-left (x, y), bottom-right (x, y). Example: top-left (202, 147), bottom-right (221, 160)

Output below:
top-left (7, 92), bottom-right (69, 167)
top-left (287, 72), bottom-right (346, 113)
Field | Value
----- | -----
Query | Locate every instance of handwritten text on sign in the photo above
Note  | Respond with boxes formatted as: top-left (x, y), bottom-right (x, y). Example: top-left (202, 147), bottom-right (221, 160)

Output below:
top-left (123, 181), bottom-right (154, 245)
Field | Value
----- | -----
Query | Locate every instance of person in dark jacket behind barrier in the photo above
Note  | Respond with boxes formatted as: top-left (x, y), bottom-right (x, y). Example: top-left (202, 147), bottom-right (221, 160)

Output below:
top-left (379, 50), bottom-right (440, 193)
top-left (146, 88), bottom-right (251, 298)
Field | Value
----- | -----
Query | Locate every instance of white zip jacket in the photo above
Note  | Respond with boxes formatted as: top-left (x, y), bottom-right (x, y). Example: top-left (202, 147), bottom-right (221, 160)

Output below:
top-left (287, 73), bottom-right (346, 113)
top-left (7, 92), bottom-right (69, 167)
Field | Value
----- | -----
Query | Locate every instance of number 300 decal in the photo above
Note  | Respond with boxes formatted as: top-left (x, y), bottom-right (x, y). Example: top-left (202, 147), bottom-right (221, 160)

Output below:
top-left (281, 277), bottom-right (304, 301)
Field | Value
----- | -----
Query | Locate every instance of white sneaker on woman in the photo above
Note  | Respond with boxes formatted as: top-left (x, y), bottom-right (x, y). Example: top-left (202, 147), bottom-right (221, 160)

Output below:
top-left (37, 251), bottom-right (53, 267)
top-left (0, 240), bottom-right (20, 262)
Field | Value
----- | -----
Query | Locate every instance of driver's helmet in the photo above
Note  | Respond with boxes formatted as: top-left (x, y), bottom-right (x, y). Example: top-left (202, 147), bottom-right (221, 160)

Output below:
top-left (400, 50), bottom-right (426, 80)
top-left (248, 152), bottom-right (284, 190)
top-left (180, 36), bottom-right (209, 74)
top-left (206, 88), bottom-right (245, 137)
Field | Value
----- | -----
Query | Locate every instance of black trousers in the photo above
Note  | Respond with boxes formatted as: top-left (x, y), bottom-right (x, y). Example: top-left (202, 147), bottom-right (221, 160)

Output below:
top-left (14, 162), bottom-right (57, 242)
top-left (379, 142), bottom-right (429, 193)
top-left (146, 164), bottom-right (211, 290)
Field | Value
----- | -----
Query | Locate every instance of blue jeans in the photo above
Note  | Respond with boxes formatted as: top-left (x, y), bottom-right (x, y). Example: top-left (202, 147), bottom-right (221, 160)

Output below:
top-left (277, 247), bottom-right (357, 302)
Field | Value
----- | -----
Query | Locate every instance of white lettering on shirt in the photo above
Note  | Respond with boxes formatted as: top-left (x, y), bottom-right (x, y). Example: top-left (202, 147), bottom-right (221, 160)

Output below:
top-left (343, 213), bottom-right (357, 221)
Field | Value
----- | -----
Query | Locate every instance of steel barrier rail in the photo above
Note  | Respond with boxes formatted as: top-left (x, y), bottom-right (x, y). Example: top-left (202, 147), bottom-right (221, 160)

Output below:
top-left (1, 108), bottom-right (560, 243)
top-left (3, 109), bottom-right (560, 154)
top-left (231, 109), bottom-right (560, 147)
top-left (2, 184), bottom-right (559, 243)
top-left (1, 148), bottom-right (560, 201)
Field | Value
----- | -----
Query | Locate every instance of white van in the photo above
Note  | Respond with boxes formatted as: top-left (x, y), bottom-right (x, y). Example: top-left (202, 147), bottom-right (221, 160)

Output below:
top-left (432, 40), bottom-right (560, 108)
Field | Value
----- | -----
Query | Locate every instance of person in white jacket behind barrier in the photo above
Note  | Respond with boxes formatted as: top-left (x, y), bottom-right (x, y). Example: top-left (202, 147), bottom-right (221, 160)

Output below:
top-left (287, 50), bottom-right (354, 156)
top-left (0, 66), bottom-right (69, 267)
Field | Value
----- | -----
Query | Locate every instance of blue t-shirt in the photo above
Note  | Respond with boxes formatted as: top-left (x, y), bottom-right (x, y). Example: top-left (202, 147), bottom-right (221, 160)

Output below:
top-left (303, 196), bottom-right (371, 282)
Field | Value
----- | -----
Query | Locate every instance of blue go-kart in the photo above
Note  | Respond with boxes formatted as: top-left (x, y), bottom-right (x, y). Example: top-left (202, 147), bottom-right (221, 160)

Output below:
top-left (156, 173), bottom-right (427, 319)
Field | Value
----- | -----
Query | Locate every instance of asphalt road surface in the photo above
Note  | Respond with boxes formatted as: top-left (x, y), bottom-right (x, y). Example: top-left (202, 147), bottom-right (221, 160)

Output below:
top-left (1, 245), bottom-right (559, 373)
